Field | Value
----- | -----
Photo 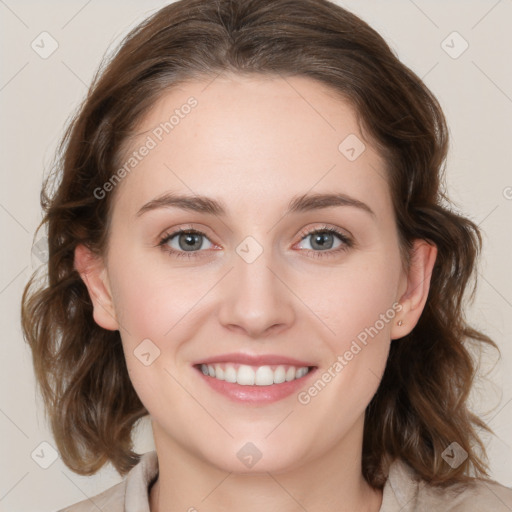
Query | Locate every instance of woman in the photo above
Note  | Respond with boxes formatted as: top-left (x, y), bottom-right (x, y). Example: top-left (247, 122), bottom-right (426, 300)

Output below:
top-left (21, 0), bottom-right (512, 510)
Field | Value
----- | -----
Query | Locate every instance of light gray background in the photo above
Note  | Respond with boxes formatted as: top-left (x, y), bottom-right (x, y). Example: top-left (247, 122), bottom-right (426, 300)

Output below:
top-left (1, 1), bottom-right (511, 511)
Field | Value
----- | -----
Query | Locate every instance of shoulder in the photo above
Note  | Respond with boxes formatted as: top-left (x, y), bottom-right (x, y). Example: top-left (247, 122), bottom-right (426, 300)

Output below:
top-left (416, 476), bottom-right (512, 511)
top-left (382, 458), bottom-right (512, 512)
top-left (56, 480), bottom-right (126, 512)
top-left (56, 451), bottom-right (159, 512)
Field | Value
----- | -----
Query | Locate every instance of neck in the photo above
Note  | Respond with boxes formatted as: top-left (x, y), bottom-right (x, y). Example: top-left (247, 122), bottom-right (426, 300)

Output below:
top-left (149, 417), bottom-right (383, 512)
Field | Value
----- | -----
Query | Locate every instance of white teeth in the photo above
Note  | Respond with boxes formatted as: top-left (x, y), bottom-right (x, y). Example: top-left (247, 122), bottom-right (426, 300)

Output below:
top-left (274, 366), bottom-right (286, 384)
top-left (286, 366), bottom-right (296, 381)
top-left (237, 365), bottom-right (255, 385)
top-left (224, 365), bottom-right (237, 383)
top-left (199, 363), bottom-right (311, 386)
top-left (255, 366), bottom-right (274, 386)
top-left (215, 366), bottom-right (225, 380)
top-left (296, 367), bottom-right (308, 378)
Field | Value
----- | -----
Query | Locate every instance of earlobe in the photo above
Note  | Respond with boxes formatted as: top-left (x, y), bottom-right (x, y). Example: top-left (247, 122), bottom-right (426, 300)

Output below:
top-left (391, 239), bottom-right (438, 340)
top-left (74, 244), bottom-right (119, 331)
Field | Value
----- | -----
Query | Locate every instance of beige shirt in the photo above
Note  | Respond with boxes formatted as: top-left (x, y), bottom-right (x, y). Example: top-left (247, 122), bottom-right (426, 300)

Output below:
top-left (58, 450), bottom-right (512, 511)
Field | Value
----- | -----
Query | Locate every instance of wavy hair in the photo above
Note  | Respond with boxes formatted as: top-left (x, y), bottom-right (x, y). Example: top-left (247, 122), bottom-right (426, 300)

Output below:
top-left (21, 0), bottom-right (498, 487)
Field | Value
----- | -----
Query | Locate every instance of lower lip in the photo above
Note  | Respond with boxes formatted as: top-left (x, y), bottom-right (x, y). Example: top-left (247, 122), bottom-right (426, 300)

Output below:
top-left (195, 366), bottom-right (317, 404)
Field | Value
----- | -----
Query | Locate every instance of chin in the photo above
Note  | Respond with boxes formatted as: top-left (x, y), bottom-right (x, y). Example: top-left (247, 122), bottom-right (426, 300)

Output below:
top-left (196, 436), bottom-right (309, 475)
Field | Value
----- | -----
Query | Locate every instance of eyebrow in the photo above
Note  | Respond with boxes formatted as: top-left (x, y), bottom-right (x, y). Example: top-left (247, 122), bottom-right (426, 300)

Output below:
top-left (136, 191), bottom-right (376, 218)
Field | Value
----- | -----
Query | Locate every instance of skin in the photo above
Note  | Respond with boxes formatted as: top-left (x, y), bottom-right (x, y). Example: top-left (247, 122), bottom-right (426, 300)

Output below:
top-left (75, 73), bottom-right (437, 512)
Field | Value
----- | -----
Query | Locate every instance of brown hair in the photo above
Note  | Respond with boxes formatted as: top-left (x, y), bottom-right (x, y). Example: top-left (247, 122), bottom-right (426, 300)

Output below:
top-left (21, 0), bottom-right (498, 487)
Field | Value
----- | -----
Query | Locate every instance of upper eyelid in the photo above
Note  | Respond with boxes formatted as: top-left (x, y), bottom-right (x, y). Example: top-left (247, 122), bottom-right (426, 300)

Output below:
top-left (297, 224), bottom-right (352, 240)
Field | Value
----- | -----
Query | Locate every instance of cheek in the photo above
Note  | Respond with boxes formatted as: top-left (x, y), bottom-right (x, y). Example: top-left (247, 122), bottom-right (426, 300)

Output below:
top-left (304, 257), bottom-right (400, 408)
top-left (108, 246), bottom-right (202, 338)
top-left (292, 255), bottom-right (400, 448)
top-left (313, 250), bottom-right (401, 345)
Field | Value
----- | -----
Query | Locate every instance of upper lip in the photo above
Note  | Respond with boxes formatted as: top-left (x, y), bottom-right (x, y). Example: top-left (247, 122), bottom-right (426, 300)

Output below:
top-left (193, 353), bottom-right (316, 367)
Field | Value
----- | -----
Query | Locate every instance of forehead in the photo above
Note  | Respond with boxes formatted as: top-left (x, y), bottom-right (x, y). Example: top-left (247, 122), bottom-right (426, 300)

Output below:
top-left (111, 73), bottom-right (391, 222)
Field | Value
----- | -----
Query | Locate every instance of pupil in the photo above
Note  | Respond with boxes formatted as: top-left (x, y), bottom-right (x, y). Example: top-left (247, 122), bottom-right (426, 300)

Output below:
top-left (180, 233), bottom-right (201, 251)
top-left (312, 232), bottom-right (333, 250)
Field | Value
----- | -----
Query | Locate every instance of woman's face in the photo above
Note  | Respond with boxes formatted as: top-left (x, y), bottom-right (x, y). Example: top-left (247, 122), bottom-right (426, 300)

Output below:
top-left (85, 73), bottom-right (419, 473)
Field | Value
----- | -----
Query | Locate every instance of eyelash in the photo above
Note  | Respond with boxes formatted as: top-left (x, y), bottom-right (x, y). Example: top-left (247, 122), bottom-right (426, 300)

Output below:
top-left (157, 225), bottom-right (353, 260)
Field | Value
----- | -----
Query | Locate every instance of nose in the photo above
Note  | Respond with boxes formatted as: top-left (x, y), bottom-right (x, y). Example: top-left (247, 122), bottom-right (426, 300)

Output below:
top-left (217, 241), bottom-right (296, 339)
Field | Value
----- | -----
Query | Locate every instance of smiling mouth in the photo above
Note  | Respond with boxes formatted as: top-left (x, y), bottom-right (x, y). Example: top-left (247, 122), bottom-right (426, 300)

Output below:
top-left (194, 363), bottom-right (316, 386)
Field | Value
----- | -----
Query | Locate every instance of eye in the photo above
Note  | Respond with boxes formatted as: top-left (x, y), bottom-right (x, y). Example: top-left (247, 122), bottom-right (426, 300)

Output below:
top-left (158, 228), bottom-right (215, 259)
top-left (295, 225), bottom-right (353, 258)
top-left (158, 224), bottom-right (353, 260)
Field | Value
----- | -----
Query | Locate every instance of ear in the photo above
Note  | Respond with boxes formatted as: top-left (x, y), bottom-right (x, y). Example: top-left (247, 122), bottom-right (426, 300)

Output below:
top-left (74, 244), bottom-right (119, 331)
top-left (391, 239), bottom-right (437, 340)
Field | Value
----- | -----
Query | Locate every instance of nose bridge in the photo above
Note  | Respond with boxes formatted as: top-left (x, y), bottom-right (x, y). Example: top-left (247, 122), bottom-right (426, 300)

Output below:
top-left (217, 235), bottom-right (295, 337)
